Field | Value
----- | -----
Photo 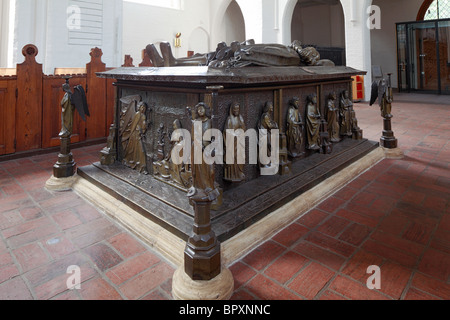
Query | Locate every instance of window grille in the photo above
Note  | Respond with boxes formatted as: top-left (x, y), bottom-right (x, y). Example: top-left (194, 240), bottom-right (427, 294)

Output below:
top-left (68, 0), bottom-right (103, 46)
top-left (123, 0), bottom-right (182, 10)
top-left (424, 0), bottom-right (450, 20)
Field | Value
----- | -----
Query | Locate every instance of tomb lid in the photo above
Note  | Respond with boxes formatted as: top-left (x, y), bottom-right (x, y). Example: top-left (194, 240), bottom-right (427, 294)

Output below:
top-left (97, 66), bottom-right (366, 88)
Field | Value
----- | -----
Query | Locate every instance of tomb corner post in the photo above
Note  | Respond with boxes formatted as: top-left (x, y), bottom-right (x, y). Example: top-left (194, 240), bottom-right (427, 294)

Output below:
top-left (172, 85), bottom-right (234, 300)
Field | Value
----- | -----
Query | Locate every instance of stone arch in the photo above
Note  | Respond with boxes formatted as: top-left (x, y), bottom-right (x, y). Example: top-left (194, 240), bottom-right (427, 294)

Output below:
top-left (211, 0), bottom-right (245, 50)
top-left (280, 0), bottom-right (298, 45)
top-left (223, 0), bottom-right (246, 44)
top-left (188, 27), bottom-right (210, 55)
top-left (417, 0), bottom-right (436, 20)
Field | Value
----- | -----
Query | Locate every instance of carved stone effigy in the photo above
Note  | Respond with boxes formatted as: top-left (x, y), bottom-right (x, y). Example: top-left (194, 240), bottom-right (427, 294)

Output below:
top-left (146, 40), bottom-right (334, 69)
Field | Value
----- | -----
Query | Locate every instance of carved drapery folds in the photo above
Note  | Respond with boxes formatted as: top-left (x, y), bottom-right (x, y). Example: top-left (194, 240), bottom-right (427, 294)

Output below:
top-left (119, 95), bottom-right (150, 174)
top-left (340, 90), bottom-right (353, 137)
top-left (187, 102), bottom-right (221, 202)
top-left (306, 93), bottom-right (322, 151)
top-left (223, 102), bottom-right (246, 183)
top-left (326, 92), bottom-right (341, 143)
top-left (146, 40), bottom-right (335, 69)
top-left (286, 97), bottom-right (305, 159)
top-left (258, 101), bottom-right (279, 170)
top-left (153, 120), bottom-right (192, 189)
top-left (109, 88), bottom-right (362, 184)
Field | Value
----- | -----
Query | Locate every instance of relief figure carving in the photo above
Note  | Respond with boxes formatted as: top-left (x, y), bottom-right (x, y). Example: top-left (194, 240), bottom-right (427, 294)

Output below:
top-left (258, 101), bottom-right (278, 168)
top-left (326, 92), bottom-right (341, 143)
top-left (120, 97), bottom-right (149, 174)
top-left (306, 93), bottom-right (321, 151)
top-left (340, 90), bottom-right (353, 137)
top-left (224, 102), bottom-right (246, 182)
top-left (153, 120), bottom-right (192, 189)
top-left (286, 97), bottom-right (305, 158)
top-left (187, 103), bottom-right (221, 202)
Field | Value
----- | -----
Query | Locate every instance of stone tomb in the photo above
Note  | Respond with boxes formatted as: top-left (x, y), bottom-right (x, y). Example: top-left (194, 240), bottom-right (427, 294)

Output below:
top-left (77, 65), bottom-right (376, 243)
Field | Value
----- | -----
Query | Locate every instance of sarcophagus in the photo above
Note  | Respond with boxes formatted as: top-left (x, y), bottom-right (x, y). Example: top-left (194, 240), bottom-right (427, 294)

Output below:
top-left (78, 65), bottom-right (376, 242)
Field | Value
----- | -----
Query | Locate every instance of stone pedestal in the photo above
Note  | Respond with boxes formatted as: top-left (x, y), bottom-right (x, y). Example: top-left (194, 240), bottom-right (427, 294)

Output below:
top-left (173, 186), bottom-right (234, 300)
top-left (53, 136), bottom-right (76, 178)
top-left (46, 136), bottom-right (77, 192)
top-left (172, 266), bottom-right (234, 300)
top-left (380, 115), bottom-right (398, 149)
top-left (184, 197), bottom-right (221, 281)
top-left (382, 147), bottom-right (404, 159)
top-left (45, 175), bottom-right (78, 192)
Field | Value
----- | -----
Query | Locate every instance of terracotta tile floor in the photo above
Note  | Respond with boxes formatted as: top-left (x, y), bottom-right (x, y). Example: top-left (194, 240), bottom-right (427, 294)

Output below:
top-left (0, 93), bottom-right (449, 300)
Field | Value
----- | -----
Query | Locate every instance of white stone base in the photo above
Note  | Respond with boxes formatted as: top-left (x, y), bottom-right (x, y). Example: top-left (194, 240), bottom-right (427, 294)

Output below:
top-left (45, 175), bottom-right (79, 192)
top-left (382, 147), bottom-right (404, 159)
top-left (172, 267), bottom-right (234, 300)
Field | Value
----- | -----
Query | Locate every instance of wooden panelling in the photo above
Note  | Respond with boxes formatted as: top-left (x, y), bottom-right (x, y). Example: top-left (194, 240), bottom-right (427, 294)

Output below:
top-left (0, 44), bottom-right (151, 158)
top-left (86, 48), bottom-right (107, 139)
top-left (15, 44), bottom-right (43, 152)
top-left (0, 78), bottom-right (17, 155)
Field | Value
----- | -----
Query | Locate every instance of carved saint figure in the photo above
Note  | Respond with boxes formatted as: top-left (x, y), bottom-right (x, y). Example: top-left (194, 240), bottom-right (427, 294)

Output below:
top-left (154, 119), bottom-right (192, 189)
top-left (340, 90), bottom-right (353, 137)
top-left (224, 102), bottom-right (246, 182)
top-left (122, 101), bottom-right (148, 174)
top-left (370, 74), bottom-right (398, 149)
top-left (258, 101), bottom-right (278, 165)
top-left (374, 78), bottom-right (393, 118)
top-left (187, 103), bottom-right (220, 201)
top-left (59, 80), bottom-right (89, 138)
top-left (168, 120), bottom-right (192, 188)
top-left (60, 82), bottom-right (75, 138)
top-left (326, 92), bottom-right (341, 143)
top-left (286, 97), bottom-right (305, 158)
top-left (306, 93), bottom-right (321, 151)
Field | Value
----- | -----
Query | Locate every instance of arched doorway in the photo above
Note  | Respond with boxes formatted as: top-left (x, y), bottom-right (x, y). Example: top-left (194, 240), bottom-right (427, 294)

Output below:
top-left (290, 0), bottom-right (345, 65)
top-left (188, 27), bottom-right (210, 55)
top-left (221, 0), bottom-right (246, 45)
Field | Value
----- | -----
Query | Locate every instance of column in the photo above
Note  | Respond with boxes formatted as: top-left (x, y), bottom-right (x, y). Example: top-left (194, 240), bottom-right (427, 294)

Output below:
top-left (340, 0), bottom-right (373, 101)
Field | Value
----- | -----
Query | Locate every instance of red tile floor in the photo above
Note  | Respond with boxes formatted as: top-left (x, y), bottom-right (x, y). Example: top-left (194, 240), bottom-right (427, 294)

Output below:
top-left (0, 93), bottom-right (449, 300)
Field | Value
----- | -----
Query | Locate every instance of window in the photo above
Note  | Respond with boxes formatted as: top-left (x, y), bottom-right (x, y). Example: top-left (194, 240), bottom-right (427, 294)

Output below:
top-left (424, 0), bottom-right (450, 20)
top-left (68, 0), bottom-right (103, 46)
top-left (123, 0), bottom-right (182, 10)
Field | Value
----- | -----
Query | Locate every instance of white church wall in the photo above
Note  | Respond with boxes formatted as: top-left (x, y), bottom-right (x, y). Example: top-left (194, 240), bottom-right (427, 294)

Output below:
top-left (12, 0), bottom-right (122, 74)
top-left (340, 0), bottom-right (373, 100)
top-left (0, 0), bottom-right (6, 66)
top-left (4, 0), bottom-right (414, 99)
top-left (122, 0), bottom-right (211, 61)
